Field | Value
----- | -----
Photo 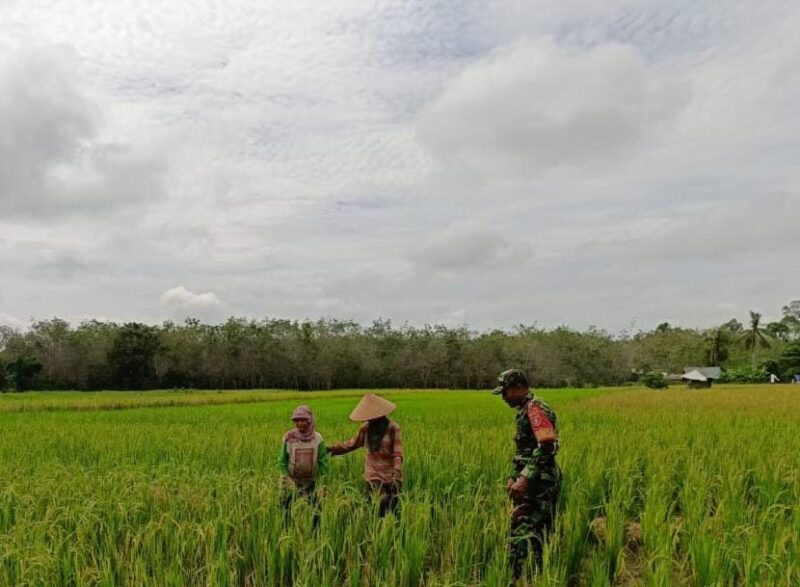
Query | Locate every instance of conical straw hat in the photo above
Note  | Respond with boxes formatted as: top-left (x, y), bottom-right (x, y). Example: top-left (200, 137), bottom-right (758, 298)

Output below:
top-left (348, 393), bottom-right (396, 421)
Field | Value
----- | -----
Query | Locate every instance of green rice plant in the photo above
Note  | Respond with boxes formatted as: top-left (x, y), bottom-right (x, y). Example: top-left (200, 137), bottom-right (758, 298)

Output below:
top-left (0, 385), bottom-right (798, 585)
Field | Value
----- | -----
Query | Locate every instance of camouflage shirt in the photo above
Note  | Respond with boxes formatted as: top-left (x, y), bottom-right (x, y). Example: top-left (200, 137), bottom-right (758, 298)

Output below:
top-left (511, 395), bottom-right (559, 481)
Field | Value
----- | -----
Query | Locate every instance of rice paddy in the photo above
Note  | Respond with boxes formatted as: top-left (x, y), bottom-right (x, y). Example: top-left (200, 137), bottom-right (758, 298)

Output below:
top-left (0, 384), bottom-right (798, 586)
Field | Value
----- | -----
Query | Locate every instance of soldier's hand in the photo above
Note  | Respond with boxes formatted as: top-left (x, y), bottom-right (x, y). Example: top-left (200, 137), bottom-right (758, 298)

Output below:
top-left (509, 476), bottom-right (528, 500)
top-left (506, 478), bottom-right (515, 495)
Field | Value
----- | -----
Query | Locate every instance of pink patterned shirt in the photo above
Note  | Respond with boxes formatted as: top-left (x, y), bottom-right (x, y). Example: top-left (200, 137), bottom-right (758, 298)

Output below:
top-left (329, 421), bottom-right (403, 484)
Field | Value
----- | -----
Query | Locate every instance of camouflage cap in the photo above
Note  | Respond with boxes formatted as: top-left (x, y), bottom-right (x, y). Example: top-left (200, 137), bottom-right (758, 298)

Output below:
top-left (492, 368), bottom-right (529, 394)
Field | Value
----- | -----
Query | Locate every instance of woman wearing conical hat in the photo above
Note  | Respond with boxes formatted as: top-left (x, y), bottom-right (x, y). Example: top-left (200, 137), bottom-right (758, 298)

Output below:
top-left (328, 393), bottom-right (403, 517)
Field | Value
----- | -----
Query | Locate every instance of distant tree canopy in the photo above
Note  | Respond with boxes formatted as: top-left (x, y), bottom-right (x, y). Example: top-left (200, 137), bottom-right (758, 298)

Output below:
top-left (0, 302), bottom-right (797, 391)
top-left (108, 323), bottom-right (161, 390)
top-left (5, 356), bottom-right (42, 391)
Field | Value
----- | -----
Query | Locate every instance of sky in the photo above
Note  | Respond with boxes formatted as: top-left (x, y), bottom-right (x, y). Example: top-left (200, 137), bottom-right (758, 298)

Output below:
top-left (1, 0), bottom-right (798, 333)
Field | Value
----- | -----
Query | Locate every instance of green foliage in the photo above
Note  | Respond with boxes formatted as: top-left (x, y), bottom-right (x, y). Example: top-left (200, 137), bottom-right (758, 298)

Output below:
top-left (705, 328), bottom-right (732, 366)
top-left (782, 300), bottom-right (800, 322)
top-left (720, 318), bottom-right (744, 334)
top-left (641, 371), bottom-right (668, 389)
top-left (0, 303), bottom-right (796, 391)
top-left (108, 323), bottom-right (162, 390)
top-left (779, 341), bottom-right (800, 377)
top-left (766, 321), bottom-right (791, 342)
top-left (626, 326), bottom-right (707, 374)
top-left (0, 386), bottom-right (798, 585)
top-left (5, 356), bottom-right (42, 391)
top-left (719, 366), bottom-right (769, 383)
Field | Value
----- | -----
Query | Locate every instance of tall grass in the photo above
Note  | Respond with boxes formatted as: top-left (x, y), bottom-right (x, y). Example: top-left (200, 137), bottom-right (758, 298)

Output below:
top-left (0, 385), bottom-right (797, 585)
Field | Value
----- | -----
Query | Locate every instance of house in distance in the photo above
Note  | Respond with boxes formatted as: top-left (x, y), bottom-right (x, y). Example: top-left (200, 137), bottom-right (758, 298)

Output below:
top-left (682, 366), bottom-right (722, 389)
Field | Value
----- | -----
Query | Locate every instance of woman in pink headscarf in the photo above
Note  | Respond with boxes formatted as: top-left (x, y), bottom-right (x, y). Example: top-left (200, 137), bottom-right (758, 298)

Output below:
top-left (278, 405), bottom-right (328, 525)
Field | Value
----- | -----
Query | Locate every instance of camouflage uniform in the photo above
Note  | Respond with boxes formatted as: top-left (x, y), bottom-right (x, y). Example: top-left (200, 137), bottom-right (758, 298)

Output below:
top-left (494, 370), bottom-right (561, 579)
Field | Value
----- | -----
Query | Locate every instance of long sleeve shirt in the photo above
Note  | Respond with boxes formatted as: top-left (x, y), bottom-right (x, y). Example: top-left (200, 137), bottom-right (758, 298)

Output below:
top-left (511, 396), bottom-right (559, 482)
top-left (328, 421), bottom-right (403, 484)
top-left (278, 432), bottom-right (329, 487)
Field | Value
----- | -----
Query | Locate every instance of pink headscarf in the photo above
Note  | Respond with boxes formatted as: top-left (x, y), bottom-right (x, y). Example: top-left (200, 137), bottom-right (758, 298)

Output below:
top-left (284, 404), bottom-right (316, 442)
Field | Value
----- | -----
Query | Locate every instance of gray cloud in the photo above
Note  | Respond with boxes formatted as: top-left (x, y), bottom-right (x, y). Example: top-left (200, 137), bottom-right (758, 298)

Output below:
top-left (628, 191), bottom-right (800, 263)
top-left (411, 224), bottom-right (532, 272)
top-left (0, 47), bottom-right (165, 219)
top-left (416, 38), bottom-right (688, 184)
top-left (29, 253), bottom-right (109, 281)
top-left (0, 1), bottom-right (798, 333)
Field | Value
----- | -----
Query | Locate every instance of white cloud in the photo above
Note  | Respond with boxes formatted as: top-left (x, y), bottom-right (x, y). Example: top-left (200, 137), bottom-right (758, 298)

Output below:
top-left (0, 1), bottom-right (798, 333)
top-left (416, 38), bottom-right (687, 184)
top-left (0, 47), bottom-right (165, 219)
top-left (0, 313), bottom-right (26, 331)
top-left (159, 286), bottom-right (226, 323)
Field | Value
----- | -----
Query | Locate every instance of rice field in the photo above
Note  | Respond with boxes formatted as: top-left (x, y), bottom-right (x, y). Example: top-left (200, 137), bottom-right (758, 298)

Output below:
top-left (0, 385), bottom-right (798, 586)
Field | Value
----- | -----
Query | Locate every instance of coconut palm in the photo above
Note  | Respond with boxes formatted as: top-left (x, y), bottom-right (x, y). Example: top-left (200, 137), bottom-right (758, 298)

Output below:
top-left (705, 328), bottom-right (730, 366)
top-left (739, 310), bottom-right (771, 369)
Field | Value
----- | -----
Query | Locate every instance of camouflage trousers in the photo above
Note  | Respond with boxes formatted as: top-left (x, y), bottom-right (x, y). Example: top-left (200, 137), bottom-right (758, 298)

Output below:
top-left (509, 471), bottom-right (561, 579)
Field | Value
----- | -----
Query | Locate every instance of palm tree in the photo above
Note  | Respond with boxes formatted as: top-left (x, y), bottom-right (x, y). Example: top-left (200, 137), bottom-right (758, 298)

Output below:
top-left (705, 328), bottom-right (730, 366)
top-left (739, 310), bottom-right (771, 369)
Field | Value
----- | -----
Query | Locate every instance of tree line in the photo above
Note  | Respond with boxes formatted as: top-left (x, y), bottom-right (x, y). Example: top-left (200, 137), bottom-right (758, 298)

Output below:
top-left (1, 302), bottom-right (799, 392)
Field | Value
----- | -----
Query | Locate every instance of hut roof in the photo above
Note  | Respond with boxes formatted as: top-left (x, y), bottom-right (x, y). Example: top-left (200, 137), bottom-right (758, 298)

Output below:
top-left (682, 369), bottom-right (708, 382)
top-left (683, 366), bottom-right (721, 379)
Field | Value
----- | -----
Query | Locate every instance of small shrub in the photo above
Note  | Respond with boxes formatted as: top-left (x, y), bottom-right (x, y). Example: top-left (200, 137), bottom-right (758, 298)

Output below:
top-left (641, 371), bottom-right (668, 389)
top-left (718, 367), bottom-right (768, 384)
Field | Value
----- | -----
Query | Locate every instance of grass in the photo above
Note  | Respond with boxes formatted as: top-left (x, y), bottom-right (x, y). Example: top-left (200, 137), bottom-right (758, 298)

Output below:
top-left (0, 384), bottom-right (798, 585)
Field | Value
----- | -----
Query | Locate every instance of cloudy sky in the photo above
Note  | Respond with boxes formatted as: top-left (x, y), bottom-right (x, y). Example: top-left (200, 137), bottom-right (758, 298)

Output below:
top-left (1, 0), bottom-right (798, 332)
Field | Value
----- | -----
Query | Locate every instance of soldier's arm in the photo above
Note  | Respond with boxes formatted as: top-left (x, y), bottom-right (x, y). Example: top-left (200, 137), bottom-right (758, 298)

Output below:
top-left (520, 402), bottom-right (559, 479)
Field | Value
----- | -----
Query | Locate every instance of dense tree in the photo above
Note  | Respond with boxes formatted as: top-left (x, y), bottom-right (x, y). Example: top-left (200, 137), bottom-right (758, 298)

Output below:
top-left (721, 318), bottom-right (744, 334)
top-left (5, 356), bottom-right (42, 391)
top-left (779, 342), bottom-right (800, 377)
top-left (0, 304), bottom-right (794, 390)
top-left (782, 300), bottom-right (800, 321)
top-left (780, 301), bottom-right (800, 340)
top-left (108, 323), bottom-right (161, 390)
top-left (766, 321), bottom-right (791, 342)
top-left (705, 328), bottom-right (731, 366)
top-left (0, 360), bottom-right (8, 391)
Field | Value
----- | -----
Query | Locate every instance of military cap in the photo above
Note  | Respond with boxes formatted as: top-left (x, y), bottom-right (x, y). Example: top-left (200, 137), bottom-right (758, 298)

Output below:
top-left (492, 368), bottom-right (529, 394)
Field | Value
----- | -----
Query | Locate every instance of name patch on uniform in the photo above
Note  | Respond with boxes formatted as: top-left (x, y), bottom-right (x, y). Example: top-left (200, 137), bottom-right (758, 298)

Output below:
top-left (528, 403), bottom-right (557, 444)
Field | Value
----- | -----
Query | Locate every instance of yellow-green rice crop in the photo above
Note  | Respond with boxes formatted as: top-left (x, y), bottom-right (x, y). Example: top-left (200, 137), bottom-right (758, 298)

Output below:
top-left (0, 385), bottom-right (798, 586)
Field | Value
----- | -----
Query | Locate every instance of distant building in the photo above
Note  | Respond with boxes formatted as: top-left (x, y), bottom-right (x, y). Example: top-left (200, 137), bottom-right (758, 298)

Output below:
top-left (681, 367), bottom-right (721, 389)
top-left (684, 367), bottom-right (722, 380)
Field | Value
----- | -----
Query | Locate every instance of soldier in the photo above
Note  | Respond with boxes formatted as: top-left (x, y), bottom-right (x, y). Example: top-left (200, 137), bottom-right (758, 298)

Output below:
top-left (493, 369), bottom-right (561, 581)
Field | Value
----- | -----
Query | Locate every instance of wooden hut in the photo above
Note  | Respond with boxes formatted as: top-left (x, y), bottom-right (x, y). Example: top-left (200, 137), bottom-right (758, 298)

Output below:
top-left (681, 367), bottom-right (721, 389)
top-left (682, 369), bottom-right (711, 389)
